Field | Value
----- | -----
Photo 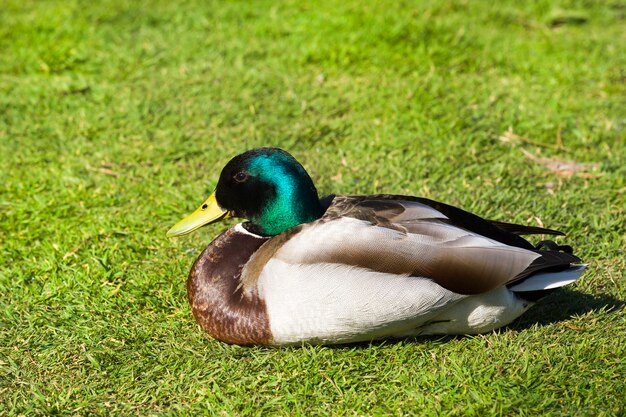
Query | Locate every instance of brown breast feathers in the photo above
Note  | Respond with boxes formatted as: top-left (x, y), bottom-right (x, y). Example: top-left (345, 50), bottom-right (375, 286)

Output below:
top-left (187, 227), bottom-right (272, 345)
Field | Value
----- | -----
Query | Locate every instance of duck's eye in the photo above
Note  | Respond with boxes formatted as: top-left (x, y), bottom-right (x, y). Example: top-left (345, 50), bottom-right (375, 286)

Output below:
top-left (234, 172), bottom-right (248, 183)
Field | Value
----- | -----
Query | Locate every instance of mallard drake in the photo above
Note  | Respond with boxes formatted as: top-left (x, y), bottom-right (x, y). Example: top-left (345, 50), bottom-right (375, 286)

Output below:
top-left (167, 148), bottom-right (586, 346)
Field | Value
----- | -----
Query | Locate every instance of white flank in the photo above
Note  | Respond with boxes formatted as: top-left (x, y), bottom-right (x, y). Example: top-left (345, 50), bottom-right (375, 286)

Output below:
top-left (257, 260), bottom-right (464, 345)
top-left (419, 286), bottom-right (530, 335)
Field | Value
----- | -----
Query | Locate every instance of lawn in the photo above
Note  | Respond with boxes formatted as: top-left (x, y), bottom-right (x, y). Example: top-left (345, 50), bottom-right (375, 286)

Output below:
top-left (1, 0), bottom-right (625, 415)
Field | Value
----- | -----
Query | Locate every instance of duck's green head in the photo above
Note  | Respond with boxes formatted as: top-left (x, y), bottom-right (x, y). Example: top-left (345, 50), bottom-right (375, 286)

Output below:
top-left (167, 148), bottom-right (323, 237)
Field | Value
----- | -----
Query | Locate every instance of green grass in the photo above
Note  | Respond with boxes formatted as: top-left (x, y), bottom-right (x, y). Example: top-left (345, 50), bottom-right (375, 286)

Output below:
top-left (1, 0), bottom-right (625, 415)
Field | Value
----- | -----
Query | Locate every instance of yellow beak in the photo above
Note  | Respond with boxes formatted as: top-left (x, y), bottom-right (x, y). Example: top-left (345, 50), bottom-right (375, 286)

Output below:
top-left (166, 192), bottom-right (230, 237)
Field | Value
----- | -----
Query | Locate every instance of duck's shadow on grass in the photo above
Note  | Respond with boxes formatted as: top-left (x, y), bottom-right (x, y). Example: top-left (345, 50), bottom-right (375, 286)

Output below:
top-left (327, 289), bottom-right (625, 349)
top-left (505, 288), bottom-right (625, 330)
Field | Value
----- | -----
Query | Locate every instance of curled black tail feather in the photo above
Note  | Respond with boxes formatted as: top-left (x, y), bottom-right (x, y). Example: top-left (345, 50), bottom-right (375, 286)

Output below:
top-left (536, 240), bottom-right (574, 255)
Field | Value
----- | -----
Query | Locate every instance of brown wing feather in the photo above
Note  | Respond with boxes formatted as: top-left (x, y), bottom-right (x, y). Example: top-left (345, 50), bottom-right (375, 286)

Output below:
top-left (273, 195), bottom-right (579, 295)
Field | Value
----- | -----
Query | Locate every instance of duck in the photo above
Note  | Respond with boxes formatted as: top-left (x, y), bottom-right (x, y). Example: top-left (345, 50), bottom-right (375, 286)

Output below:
top-left (167, 147), bottom-right (587, 346)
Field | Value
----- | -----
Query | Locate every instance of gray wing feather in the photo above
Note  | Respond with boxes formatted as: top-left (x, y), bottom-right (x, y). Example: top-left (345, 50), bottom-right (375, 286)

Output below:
top-left (275, 196), bottom-right (577, 295)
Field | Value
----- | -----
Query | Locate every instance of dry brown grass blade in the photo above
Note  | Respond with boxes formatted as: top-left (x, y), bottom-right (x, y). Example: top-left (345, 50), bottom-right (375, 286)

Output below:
top-left (87, 162), bottom-right (120, 177)
top-left (93, 167), bottom-right (120, 177)
top-left (521, 149), bottom-right (601, 178)
top-left (63, 237), bottom-right (94, 260)
top-left (499, 126), bottom-right (566, 151)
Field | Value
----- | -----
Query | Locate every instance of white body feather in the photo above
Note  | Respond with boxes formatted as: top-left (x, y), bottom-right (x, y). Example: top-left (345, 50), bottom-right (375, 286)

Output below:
top-left (251, 218), bottom-right (586, 345)
top-left (259, 261), bottom-right (538, 345)
top-left (259, 260), bottom-right (459, 344)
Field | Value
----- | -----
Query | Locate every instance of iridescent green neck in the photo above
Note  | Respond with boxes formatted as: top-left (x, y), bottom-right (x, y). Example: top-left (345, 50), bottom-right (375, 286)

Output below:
top-left (248, 153), bottom-right (322, 236)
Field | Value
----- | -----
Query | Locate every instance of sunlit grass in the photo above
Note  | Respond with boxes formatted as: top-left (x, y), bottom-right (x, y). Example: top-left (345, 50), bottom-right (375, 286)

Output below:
top-left (1, 0), bottom-right (624, 415)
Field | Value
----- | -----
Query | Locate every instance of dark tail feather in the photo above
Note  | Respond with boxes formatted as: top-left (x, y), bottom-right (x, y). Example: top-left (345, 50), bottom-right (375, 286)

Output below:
top-left (490, 220), bottom-right (565, 236)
